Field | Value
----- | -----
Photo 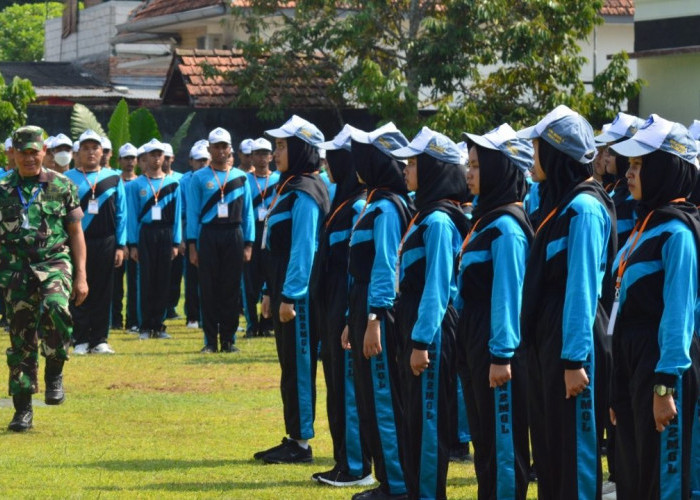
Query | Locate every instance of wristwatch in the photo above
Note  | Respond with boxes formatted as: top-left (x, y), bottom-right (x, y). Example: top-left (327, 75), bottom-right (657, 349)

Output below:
top-left (653, 384), bottom-right (675, 397)
top-left (367, 313), bottom-right (378, 322)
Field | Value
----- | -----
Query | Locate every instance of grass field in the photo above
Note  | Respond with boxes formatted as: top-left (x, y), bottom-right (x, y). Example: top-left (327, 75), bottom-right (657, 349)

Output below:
top-left (0, 317), bottom-right (542, 499)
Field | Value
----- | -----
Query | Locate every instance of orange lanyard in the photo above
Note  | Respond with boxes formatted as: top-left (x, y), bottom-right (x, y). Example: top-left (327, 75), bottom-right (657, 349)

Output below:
top-left (397, 212), bottom-right (421, 258)
top-left (352, 188), bottom-right (383, 230)
top-left (80, 168), bottom-right (101, 199)
top-left (325, 197), bottom-right (354, 229)
top-left (536, 207), bottom-right (558, 234)
top-left (210, 166), bottom-right (231, 202)
top-left (266, 175), bottom-right (297, 217)
top-left (615, 198), bottom-right (685, 293)
top-left (145, 175), bottom-right (166, 205)
top-left (253, 173), bottom-right (271, 207)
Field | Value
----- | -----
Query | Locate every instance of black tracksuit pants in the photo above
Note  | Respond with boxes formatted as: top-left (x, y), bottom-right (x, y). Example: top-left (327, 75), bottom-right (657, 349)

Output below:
top-left (184, 246), bottom-right (200, 324)
top-left (198, 224), bottom-right (243, 348)
top-left (241, 220), bottom-right (271, 335)
top-left (167, 253), bottom-right (184, 314)
top-left (397, 291), bottom-right (455, 500)
top-left (112, 254), bottom-right (138, 329)
top-left (71, 235), bottom-right (116, 348)
top-left (137, 225), bottom-right (172, 333)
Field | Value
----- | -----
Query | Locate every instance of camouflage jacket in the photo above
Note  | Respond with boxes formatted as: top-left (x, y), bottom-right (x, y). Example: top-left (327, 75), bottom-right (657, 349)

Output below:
top-left (0, 168), bottom-right (83, 285)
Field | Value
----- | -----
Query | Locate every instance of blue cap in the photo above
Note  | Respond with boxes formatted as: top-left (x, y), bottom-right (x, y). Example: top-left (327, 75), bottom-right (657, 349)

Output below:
top-left (265, 115), bottom-right (324, 145)
top-left (595, 112), bottom-right (646, 144)
top-left (610, 114), bottom-right (699, 165)
top-left (392, 126), bottom-right (462, 164)
top-left (317, 124), bottom-right (360, 152)
top-left (349, 122), bottom-right (408, 157)
top-left (688, 120), bottom-right (700, 141)
top-left (464, 123), bottom-right (534, 172)
top-left (517, 105), bottom-right (597, 163)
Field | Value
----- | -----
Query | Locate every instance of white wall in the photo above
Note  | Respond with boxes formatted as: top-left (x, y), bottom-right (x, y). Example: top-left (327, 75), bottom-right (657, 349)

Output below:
top-left (638, 53), bottom-right (700, 124)
top-left (635, 0), bottom-right (700, 21)
top-left (579, 20), bottom-right (636, 83)
top-left (44, 1), bottom-right (141, 62)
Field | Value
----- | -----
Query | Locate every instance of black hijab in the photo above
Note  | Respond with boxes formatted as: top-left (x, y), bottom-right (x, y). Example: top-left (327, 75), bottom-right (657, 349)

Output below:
top-left (326, 148), bottom-right (365, 215)
top-left (414, 153), bottom-right (470, 237)
top-left (537, 139), bottom-right (593, 216)
top-left (472, 145), bottom-right (528, 220)
top-left (351, 141), bottom-right (414, 228)
top-left (278, 136), bottom-right (330, 216)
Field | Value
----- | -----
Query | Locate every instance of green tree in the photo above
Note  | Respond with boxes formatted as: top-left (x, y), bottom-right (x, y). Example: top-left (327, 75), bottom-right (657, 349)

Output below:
top-left (0, 73), bottom-right (36, 165)
top-left (226, 0), bottom-right (643, 135)
top-left (0, 2), bottom-right (64, 62)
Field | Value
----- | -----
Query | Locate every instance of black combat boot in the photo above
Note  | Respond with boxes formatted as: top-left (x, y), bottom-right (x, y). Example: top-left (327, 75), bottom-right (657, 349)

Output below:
top-left (8, 393), bottom-right (33, 432)
top-left (44, 358), bottom-right (65, 405)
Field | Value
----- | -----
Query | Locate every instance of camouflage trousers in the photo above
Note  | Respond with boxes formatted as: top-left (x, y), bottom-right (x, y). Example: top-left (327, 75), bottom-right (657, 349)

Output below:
top-left (3, 267), bottom-right (73, 395)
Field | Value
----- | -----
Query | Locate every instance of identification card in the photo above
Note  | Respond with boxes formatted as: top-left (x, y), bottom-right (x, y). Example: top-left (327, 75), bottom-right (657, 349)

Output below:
top-left (257, 206), bottom-right (268, 221)
top-left (88, 199), bottom-right (99, 214)
top-left (606, 300), bottom-right (619, 336)
top-left (151, 205), bottom-right (162, 221)
top-left (21, 210), bottom-right (30, 230)
top-left (261, 222), bottom-right (268, 249)
top-left (217, 202), bottom-right (229, 218)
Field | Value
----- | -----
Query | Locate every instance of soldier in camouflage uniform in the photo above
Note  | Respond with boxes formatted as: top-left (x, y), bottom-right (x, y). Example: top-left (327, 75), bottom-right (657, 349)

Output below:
top-left (0, 126), bottom-right (87, 432)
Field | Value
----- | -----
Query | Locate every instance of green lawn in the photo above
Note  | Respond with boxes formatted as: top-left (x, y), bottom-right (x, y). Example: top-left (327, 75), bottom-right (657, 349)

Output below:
top-left (0, 319), bottom-right (541, 499)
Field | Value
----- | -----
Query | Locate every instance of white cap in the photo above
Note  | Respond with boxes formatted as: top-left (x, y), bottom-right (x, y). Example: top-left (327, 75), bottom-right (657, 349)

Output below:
top-left (44, 136), bottom-right (55, 148)
top-left (610, 114), bottom-right (698, 164)
top-left (162, 143), bottom-right (174, 157)
top-left (72, 140), bottom-right (80, 153)
top-left (137, 145), bottom-right (146, 157)
top-left (251, 137), bottom-right (272, 152)
top-left (265, 115), bottom-right (324, 145)
top-left (239, 138), bottom-right (254, 154)
top-left (193, 139), bottom-right (209, 149)
top-left (101, 136), bottom-right (112, 150)
top-left (349, 122), bottom-right (408, 157)
top-left (208, 127), bottom-right (232, 145)
top-left (317, 124), bottom-right (360, 151)
top-left (456, 141), bottom-right (469, 166)
top-left (463, 124), bottom-right (535, 172)
top-left (688, 120), bottom-right (700, 140)
top-left (143, 138), bottom-right (165, 153)
top-left (79, 129), bottom-right (103, 145)
top-left (4, 137), bottom-right (12, 150)
top-left (52, 133), bottom-right (73, 149)
top-left (318, 148), bottom-right (326, 159)
top-left (119, 143), bottom-right (138, 158)
top-left (594, 112), bottom-right (645, 144)
top-left (392, 126), bottom-right (463, 164)
top-left (190, 144), bottom-right (210, 161)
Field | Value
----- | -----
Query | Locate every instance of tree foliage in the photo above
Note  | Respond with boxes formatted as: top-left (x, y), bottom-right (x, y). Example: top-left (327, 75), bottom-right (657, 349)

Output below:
top-left (0, 2), bottom-right (64, 62)
top-left (226, 0), bottom-right (643, 135)
top-left (0, 73), bottom-right (36, 165)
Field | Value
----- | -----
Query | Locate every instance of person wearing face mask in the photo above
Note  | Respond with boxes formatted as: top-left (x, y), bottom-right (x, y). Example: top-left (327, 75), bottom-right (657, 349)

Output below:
top-left (309, 124), bottom-right (372, 487)
top-left (607, 115), bottom-right (700, 500)
top-left (390, 127), bottom-right (469, 500)
top-left (65, 130), bottom-right (127, 355)
top-left (456, 124), bottom-right (534, 499)
top-left (253, 115), bottom-right (330, 464)
top-left (340, 123), bottom-right (414, 500)
top-left (517, 105), bottom-right (616, 500)
top-left (51, 134), bottom-right (74, 174)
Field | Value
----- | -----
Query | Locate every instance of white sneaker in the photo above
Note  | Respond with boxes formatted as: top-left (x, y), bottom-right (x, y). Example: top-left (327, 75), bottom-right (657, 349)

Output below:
top-left (602, 481), bottom-right (617, 499)
top-left (90, 342), bottom-right (115, 354)
top-left (186, 321), bottom-right (199, 329)
top-left (73, 343), bottom-right (89, 355)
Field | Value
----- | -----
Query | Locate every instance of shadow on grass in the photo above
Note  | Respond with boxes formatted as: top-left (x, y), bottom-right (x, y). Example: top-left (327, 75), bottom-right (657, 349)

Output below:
top-left (86, 479), bottom-right (317, 492)
top-left (78, 458), bottom-right (250, 471)
top-left (184, 354), bottom-right (279, 365)
top-left (447, 474), bottom-right (479, 487)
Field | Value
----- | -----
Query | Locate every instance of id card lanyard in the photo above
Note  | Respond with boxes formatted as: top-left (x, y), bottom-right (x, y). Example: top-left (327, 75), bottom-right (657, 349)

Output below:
top-left (81, 168), bottom-right (102, 214)
top-left (261, 175), bottom-right (296, 250)
top-left (211, 166), bottom-right (231, 218)
top-left (146, 175), bottom-right (166, 221)
top-left (16, 184), bottom-right (42, 230)
top-left (254, 173), bottom-right (271, 221)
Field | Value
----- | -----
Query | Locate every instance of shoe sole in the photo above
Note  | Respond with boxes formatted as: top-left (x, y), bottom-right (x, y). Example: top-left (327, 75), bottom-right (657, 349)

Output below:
top-left (8, 424), bottom-right (33, 432)
top-left (318, 475), bottom-right (375, 487)
top-left (262, 456), bottom-right (313, 464)
top-left (45, 396), bottom-right (65, 405)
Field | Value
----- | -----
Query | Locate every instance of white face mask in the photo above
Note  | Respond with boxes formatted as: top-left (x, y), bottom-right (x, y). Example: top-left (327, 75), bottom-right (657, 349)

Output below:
top-left (54, 151), bottom-right (72, 167)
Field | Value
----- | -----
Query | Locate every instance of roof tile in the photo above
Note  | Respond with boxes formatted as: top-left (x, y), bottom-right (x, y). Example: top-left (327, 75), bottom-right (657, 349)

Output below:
top-left (601, 0), bottom-right (634, 16)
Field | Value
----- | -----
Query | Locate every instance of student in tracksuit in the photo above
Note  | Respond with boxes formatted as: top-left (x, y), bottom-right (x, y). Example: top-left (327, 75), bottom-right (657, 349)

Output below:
top-left (340, 123), bottom-right (414, 500)
top-left (456, 124), bottom-right (534, 500)
top-left (518, 105), bottom-right (616, 500)
top-left (608, 115), bottom-right (700, 500)
top-left (162, 143), bottom-right (185, 321)
top-left (309, 125), bottom-right (372, 487)
top-left (391, 128), bottom-right (470, 500)
top-left (242, 137), bottom-right (279, 338)
top-left (126, 138), bottom-right (182, 340)
top-left (66, 130), bottom-right (127, 355)
top-left (253, 115), bottom-right (330, 464)
top-left (187, 128), bottom-right (254, 353)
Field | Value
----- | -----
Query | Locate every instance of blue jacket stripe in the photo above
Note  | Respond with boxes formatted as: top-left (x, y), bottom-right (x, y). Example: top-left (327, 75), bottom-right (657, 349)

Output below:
top-left (576, 357), bottom-right (598, 500)
top-left (293, 296), bottom-right (314, 439)
top-left (419, 337), bottom-right (441, 498)
top-left (494, 381), bottom-right (516, 499)
top-left (456, 378), bottom-right (471, 442)
top-left (690, 397), bottom-right (700, 498)
top-left (659, 379), bottom-right (683, 500)
top-left (343, 349), bottom-right (364, 476)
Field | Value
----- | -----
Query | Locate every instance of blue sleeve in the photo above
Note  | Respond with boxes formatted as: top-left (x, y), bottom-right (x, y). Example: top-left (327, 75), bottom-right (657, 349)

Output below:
top-left (281, 192), bottom-right (320, 301)
top-left (561, 210), bottom-right (609, 365)
top-left (368, 202), bottom-right (401, 312)
top-left (242, 179), bottom-right (255, 244)
top-left (186, 174), bottom-right (201, 243)
top-left (656, 229), bottom-right (697, 380)
top-left (115, 177), bottom-right (127, 247)
top-left (126, 181), bottom-right (139, 246)
top-left (411, 217), bottom-right (457, 347)
top-left (172, 182), bottom-right (182, 245)
top-left (489, 227), bottom-right (528, 360)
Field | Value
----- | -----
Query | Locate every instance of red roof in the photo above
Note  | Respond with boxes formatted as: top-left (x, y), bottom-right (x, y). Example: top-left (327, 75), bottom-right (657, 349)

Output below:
top-left (601, 0), bottom-right (634, 16)
top-left (161, 48), bottom-right (338, 108)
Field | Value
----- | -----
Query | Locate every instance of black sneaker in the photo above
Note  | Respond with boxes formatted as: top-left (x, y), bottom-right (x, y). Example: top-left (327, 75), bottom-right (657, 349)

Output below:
top-left (220, 342), bottom-right (239, 353)
top-left (449, 442), bottom-right (472, 462)
top-left (351, 486), bottom-right (407, 499)
top-left (316, 468), bottom-right (375, 487)
top-left (312, 466), bottom-right (339, 482)
top-left (262, 439), bottom-right (313, 464)
top-left (254, 437), bottom-right (290, 460)
top-left (200, 345), bottom-right (217, 353)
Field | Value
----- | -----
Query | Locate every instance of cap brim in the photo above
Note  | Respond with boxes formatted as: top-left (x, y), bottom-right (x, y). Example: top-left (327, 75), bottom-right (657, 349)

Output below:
top-left (463, 133), bottom-right (499, 151)
top-left (316, 140), bottom-right (341, 150)
top-left (265, 127), bottom-right (291, 138)
top-left (16, 143), bottom-right (43, 152)
top-left (349, 130), bottom-right (372, 144)
top-left (594, 131), bottom-right (624, 145)
top-left (609, 138), bottom-right (656, 158)
top-left (391, 145), bottom-right (422, 159)
top-left (516, 126), bottom-right (538, 140)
